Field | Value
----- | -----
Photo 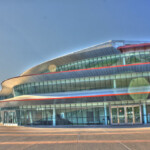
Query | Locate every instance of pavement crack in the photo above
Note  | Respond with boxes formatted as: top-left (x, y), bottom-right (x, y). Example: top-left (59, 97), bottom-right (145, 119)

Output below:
top-left (102, 129), bottom-right (132, 150)
top-left (119, 141), bottom-right (132, 150)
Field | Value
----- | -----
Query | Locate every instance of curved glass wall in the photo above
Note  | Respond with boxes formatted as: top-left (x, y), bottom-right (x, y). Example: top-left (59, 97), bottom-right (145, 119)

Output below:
top-left (1, 102), bottom-right (109, 125)
top-left (0, 94), bottom-right (13, 100)
top-left (14, 71), bottom-right (150, 97)
top-left (41, 51), bottom-right (150, 73)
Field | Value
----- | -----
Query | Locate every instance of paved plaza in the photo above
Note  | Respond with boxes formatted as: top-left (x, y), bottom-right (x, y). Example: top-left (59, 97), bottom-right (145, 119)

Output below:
top-left (0, 125), bottom-right (150, 150)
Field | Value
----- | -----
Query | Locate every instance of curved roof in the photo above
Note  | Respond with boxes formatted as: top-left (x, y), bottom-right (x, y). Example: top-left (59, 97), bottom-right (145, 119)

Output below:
top-left (0, 41), bottom-right (119, 98)
top-left (21, 42), bottom-right (119, 76)
top-left (22, 40), bottom-right (149, 76)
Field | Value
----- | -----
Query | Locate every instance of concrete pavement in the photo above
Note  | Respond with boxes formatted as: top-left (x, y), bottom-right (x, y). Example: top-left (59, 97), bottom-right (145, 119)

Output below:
top-left (0, 125), bottom-right (150, 150)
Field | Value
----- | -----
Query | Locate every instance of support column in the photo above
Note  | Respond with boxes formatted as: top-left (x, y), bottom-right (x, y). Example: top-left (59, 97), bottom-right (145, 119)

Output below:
top-left (143, 103), bottom-right (147, 124)
top-left (133, 106), bottom-right (135, 124)
top-left (53, 107), bottom-right (56, 126)
top-left (124, 106), bottom-right (127, 124)
top-left (29, 111), bottom-right (33, 124)
top-left (109, 105), bottom-right (112, 125)
top-left (104, 105), bottom-right (107, 125)
top-left (140, 105), bottom-right (142, 124)
top-left (13, 88), bottom-right (16, 97)
top-left (122, 57), bottom-right (126, 65)
top-left (113, 80), bottom-right (116, 89)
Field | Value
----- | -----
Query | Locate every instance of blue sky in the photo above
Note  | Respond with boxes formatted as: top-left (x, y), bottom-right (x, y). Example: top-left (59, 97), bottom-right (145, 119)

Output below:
top-left (0, 0), bottom-right (150, 85)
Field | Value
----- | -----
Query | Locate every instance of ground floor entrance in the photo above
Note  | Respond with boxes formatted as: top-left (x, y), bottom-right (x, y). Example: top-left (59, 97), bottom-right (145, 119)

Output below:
top-left (1, 102), bottom-right (150, 126)
top-left (0, 110), bottom-right (18, 126)
top-left (111, 105), bottom-right (142, 125)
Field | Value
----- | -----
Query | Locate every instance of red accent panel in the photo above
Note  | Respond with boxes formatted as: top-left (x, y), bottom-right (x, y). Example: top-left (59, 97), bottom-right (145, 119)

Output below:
top-left (117, 43), bottom-right (150, 50)
top-left (1, 91), bottom-right (150, 103)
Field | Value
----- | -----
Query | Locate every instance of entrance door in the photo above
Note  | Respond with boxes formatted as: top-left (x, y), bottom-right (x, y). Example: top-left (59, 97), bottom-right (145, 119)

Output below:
top-left (112, 108), bottom-right (117, 124)
top-left (134, 106), bottom-right (141, 123)
top-left (118, 107), bottom-right (125, 124)
top-left (112, 107), bottom-right (125, 124)
top-left (111, 105), bottom-right (142, 125)
top-left (127, 107), bottom-right (133, 123)
top-left (3, 111), bottom-right (17, 124)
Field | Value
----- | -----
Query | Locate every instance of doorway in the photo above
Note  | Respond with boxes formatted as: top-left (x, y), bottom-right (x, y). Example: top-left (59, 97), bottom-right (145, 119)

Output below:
top-left (111, 105), bottom-right (142, 125)
top-left (3, 110), bottom-right (17, 125)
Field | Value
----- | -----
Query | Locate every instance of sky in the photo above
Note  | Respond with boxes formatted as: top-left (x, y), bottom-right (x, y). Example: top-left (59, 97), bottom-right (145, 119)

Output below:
top-left (0, 0), bottom-right (150, 87)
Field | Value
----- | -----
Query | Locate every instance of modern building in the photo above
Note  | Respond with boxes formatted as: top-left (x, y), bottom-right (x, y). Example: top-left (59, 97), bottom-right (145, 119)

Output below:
top-left (0, 40), bottom-right (150, 126)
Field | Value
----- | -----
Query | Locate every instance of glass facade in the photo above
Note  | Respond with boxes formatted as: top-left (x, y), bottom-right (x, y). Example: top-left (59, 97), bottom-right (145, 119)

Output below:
top-left (0, 102), bottom-right (109, 125)
top-left (0, 94), bottom-right (13, 100)
top-left (1, 101), bottom-right (150, 126)
top-left (14, 71), bottom-right (150, 97)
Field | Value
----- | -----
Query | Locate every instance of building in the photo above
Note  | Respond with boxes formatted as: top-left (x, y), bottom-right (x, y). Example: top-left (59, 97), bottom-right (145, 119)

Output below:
top-left (0, 40), bottom-right (150, 126)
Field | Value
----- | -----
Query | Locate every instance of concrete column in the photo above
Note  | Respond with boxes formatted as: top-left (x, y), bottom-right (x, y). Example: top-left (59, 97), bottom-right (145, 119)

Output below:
top-left (13, 88), bottom-right (16, 97)
top-left (143, 103), bottom-right (147, 124)
top-left (104, 105), bottom-right (107, 125)
top-left (133, 107), bottom-right (135, 124)
top-left (53, 107), bottom-right (56, 126)
top-left (140, 105), bottom-right (142, 124)
top-left (109, 105), bottom-right (112, 125)
top-left (113, 80), bottom-right (116, 89)
top-left (124, 106), bottom-right (127, 124)
top-left (29, 111), bottom-right (33, 124)
top-left (122, 57), bottom-right (126, 65)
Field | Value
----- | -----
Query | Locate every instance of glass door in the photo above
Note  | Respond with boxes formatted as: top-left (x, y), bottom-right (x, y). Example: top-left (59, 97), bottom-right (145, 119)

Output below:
top-left (127, 107), bottom-right (133, 123)
top-left (112, 108), bottom-right (117, 124)
top-left (118, 107), bottom-right (125, 124)
top-left (4, 111), bottom-right (17, 124)
top-left (134, 106), bottom-right (141, 123)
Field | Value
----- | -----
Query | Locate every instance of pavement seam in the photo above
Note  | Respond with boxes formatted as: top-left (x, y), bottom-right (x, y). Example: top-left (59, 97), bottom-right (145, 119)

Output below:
top-left (1, 140), bottom-right (150, 145)
top-left (1, 131), bottom-right (150, 136)
top-left (118, 141), bottom-right (132, 150)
